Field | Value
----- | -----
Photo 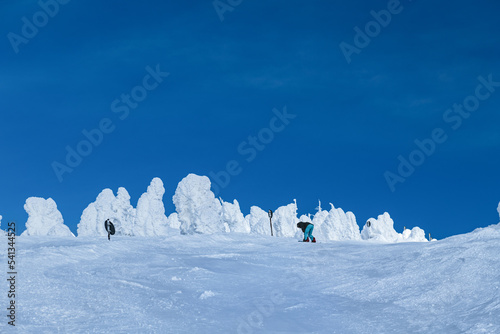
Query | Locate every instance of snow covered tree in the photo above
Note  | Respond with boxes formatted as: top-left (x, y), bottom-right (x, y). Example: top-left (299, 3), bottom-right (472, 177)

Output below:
top-left (401, 226), bottom-right (427, 242)
top-left (78, 187), bottom-right (136, 237)
top-left (78, 180), bottom-right (170, 237)
top-left (78, 189), bottom-right (116, 237)
top-left (313, 202), bottom-right (361, 241)
top-left (298, 214), bottom-right (312, 223)
top-left (134, 177), bottom-right (169, 236)
top-left (220, 199), bottom-right (250, 233)
top-left (498, 201), bottom-right (500, 221)
top-left (245, 206), bottom-right (271, 235)
top-left (167, 212), bottom-right (181, 229)
top-left (22, 197), bottom-right (74, 237)
top-left (361, 212), bottom-right (427, 243)
top-left (173, 174), bottom-right (224, 235)
top-left (113, 187), bottom-right (136, 236)
top-left (273, 200), bottom-right (300, 238)
top-left (361, 212), bottom-right (400, 242)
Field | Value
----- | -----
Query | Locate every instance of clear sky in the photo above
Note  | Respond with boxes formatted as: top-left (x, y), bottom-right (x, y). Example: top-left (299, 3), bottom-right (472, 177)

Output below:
top-left (1, 0), bottom-right (499, 239)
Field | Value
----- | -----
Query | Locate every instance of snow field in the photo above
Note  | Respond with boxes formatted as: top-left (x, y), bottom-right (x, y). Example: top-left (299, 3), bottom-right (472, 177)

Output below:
top-left (1, 224), bottom-right (499, 333)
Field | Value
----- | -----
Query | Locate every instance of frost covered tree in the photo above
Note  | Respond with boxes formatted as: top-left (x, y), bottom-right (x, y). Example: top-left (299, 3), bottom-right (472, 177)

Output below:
top-left (246, 206), bottom-right (271, 235)
top-left (246, 205), bottom-right (300, 237)
top-left (22, 197), bottom-right (74, 237)
top-left (312, 202), bottom-right (361, 241)
top-left (78, 189), bottom-right (117, 237)
top-left (401, 226), bottom-right (427, 242)
top-left (309, 201), bottom-right (328, 232)
top-left (134, 177), bottom-right (169, 236)
top-left (113, 187), bottom-right (136, 236)
top-left (273, 200), bottom-right (300, 238)
top-left (498, 201), bottom-right (500, 221)
top-left (173, 174), bottom-right (224, 235)
top-left (167, 212), bottom-right (181, 229)
top-left (77, 187), bottom-right (136, 237)
top-left (78, 180), bottom-right (169, 237)
top-left (361, 212), bottom-right (400, 242)
top-left (298, 214), bottom-right (312, 223)
top-left (220, 199), bottom-right (250, 233)
top-left (361, 212), bottom-right (427, 243)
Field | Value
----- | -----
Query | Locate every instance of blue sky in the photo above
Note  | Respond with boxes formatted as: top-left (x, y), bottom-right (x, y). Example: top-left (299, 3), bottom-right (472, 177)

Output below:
top-left (1, 0), bottom-right (499, 238)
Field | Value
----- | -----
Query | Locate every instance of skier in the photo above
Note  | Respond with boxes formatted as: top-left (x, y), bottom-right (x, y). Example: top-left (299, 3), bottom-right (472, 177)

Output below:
top-left (297, 222), bottom-right (316, 242)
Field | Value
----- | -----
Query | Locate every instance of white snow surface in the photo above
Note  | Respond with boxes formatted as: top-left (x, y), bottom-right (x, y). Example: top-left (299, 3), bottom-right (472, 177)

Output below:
top-left (21, 197), bottom-right (74, 237)
top-left (5, 224), bottom-right (500, 333)
top-left (134, 177), bottom-right (169, 236)
top-left (361, 212), bottom-right (427, 243)
top-left (173, 174), bottom-right (224, 235)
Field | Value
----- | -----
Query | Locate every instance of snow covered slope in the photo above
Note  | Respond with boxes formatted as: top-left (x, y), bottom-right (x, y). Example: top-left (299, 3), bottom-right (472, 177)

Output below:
top-left (2, 224), bottom-right (500, 333)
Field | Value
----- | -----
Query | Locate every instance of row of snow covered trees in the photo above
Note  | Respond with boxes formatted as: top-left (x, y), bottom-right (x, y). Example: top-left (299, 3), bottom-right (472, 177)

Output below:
top-left (18, 173), bottom-right (432, 242)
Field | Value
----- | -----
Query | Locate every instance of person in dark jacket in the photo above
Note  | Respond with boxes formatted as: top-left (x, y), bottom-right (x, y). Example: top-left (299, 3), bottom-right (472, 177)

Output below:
top-left (297, 222), bottom-right (316, 242)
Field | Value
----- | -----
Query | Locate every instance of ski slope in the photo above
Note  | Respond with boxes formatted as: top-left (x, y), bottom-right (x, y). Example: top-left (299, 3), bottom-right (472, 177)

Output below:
top-left (2, 224), bottom-right (500, 333)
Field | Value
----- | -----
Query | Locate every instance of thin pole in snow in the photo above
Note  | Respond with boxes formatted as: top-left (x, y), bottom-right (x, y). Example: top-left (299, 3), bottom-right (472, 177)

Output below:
top-left (268, 210), bottom-right (273, 237)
